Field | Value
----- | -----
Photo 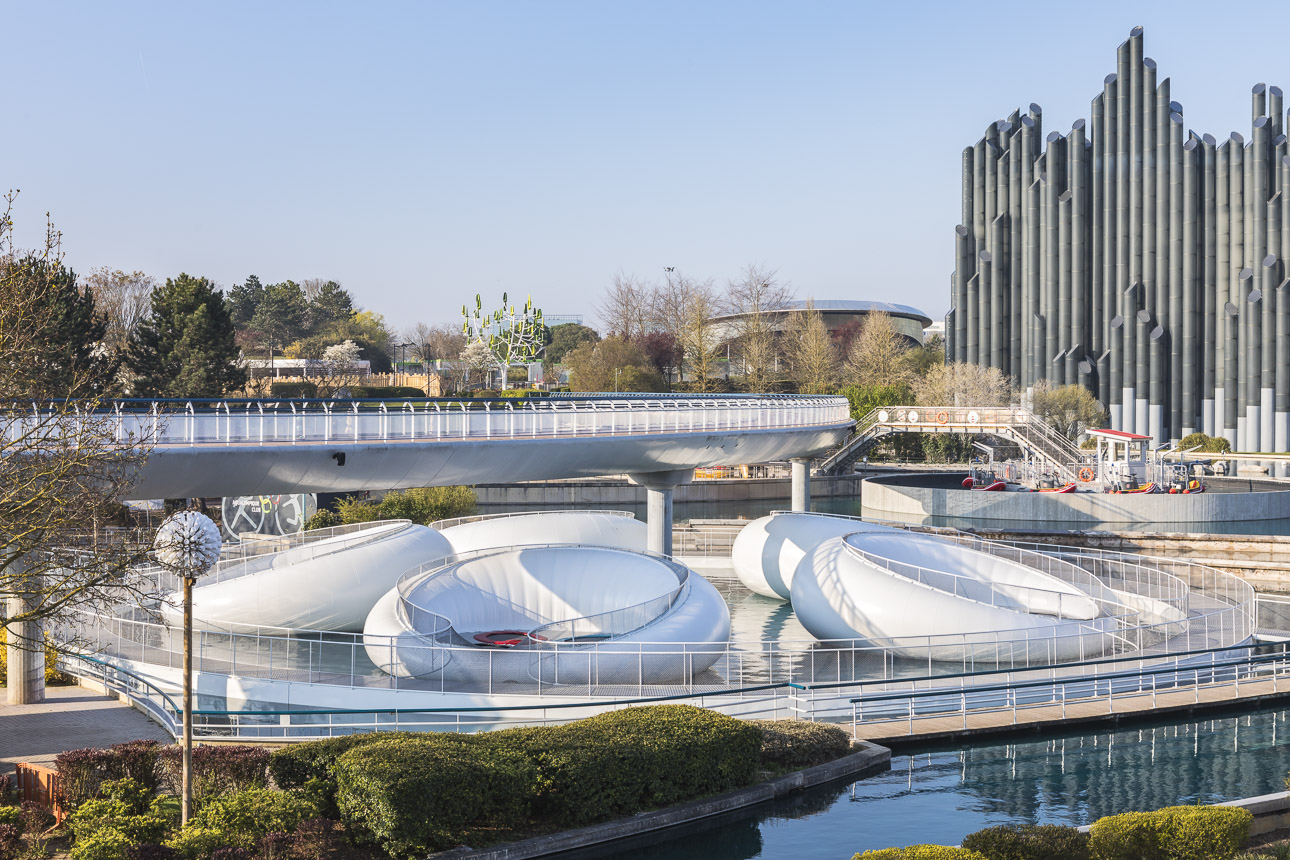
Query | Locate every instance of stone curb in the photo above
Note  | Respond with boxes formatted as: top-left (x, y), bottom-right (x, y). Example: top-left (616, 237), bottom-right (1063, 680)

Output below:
top-left (427, 740), bottom-right (891, 859)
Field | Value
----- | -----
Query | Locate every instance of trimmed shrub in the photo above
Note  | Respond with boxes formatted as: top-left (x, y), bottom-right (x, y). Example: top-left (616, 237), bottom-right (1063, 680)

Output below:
top-left (188, 788), bottom-right (319, 850)
top-left (1178, 432), bottom-right (1232, 454)
top-left (56, 747), bottom-right (120, 809)
top-left (854, 847), bottom-right (987, 860)
top-left (302, 510), bottom-right (341, 531)
top-left (158, 746), bottom-right (271, 801)
top-left (269, 382), bottom-right (318, 399)
top-left (1088, 805), bottom-right (1252, 860)
top-left (127, 846), bottom-right (179, 860)
top-left (1152, 806), bottom-right (1252, 860)
top-left (164, 827), bottom-right (230, 860)
top-left (0, 824), bottom-right (20, 860)
top-left (110, 741), bottom-right (162, 794)
top-left (268, 733), bottom-right (425, 816)
top-left (71, 828), bottom-right (135, 860)
top-left (291, 818), bottom-right (340, 860)
top-left (0, 775), bottom-right (12, 806)
top-left (101, 778), bottom-right (151, 816)
top-left (20, 800), bottom-right (55, 834)
top-left (962, 823), bottom-right (1090, 860)
top-left (482, 705), bottom-right (762, 825)
top-left (0, 809), bottom-right (19, 834)
top-left (750, 719), bottom-right (852, 770)
top-left (256, 832), bottom-right (292, 860)
top-left (334, 735), bottom-right (532, 859)
top-left (347, 386), bottom-right (425, 399)
top-left (67, 798), bottom-right (168, 846)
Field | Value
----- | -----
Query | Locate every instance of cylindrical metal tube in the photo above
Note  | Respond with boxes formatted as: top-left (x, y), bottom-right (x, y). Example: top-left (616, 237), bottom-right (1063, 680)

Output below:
top-left (1072, 120), bottom-right (1088, 386)
top-left (1216, 141), bottom-right (1231, 442)
top-left (1103, 73), bottom-right (1119, 422)
top-left (1202, 135), bottom-right (1217, 435)
top-left (991, 214), bottom-right (1007, 370)
top-left (1182, 136), bottom-right (1199, 435)
top-left (1026, 177), bottom-right (1043, 390)
top-left (1255, 117), bottom-right (1272, 450)
top-left (1117, 40), bottom-right (1133, 429)
top-left (1009, 132), bottom-right (1023, 380)
top-left (1254, 83), bottom-right (1268, 124)
top-left (1153, 76), bottom-right (1171, 440)
top-left (1091, 93), bottom-right (1105, 370)
top-left (1059, 189), bottom-right (1073, 384)
top-left (954, 224), bottom-right (971, 364)
top-left (1140, 57), bottom-right (1157, 436)
top-left (1045, 134), bottom-right (1063, 380)
top-left (1168, 110), bottom-right (1184, 439)
top-left (1272, 86), bottom-right (1285, 141)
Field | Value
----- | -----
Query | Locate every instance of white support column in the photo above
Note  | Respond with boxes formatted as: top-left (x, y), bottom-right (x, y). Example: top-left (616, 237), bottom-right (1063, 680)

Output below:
top-left (791, 458), bottom-right (812, 512)
top-left (627, 469), bottom-right (693, 557)
top-left (6, 568), bottom-right (46, 705)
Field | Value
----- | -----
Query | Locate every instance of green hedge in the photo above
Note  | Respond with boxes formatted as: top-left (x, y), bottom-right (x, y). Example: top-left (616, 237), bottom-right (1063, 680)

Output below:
top-left (324, 706), bottom-right (762, 857)
top-left (482, 706), bottom-right (761, 826)
top-left (347, 386), bottom-right (425, 399)
top-left (749, 719), bottom-right (852, 770)
top-left (268, 732), bottom-right (436, 815)
top-left (1087, 805), bottom-right (1251, 860)
top-left (333, 736), bottom-right (531, 859)
top-left (854, 847), bottom-right (987, 860)
top-left (269, 382), bottom-right (317, 399)
top-left (961, 823), bottom-right (1089, 860)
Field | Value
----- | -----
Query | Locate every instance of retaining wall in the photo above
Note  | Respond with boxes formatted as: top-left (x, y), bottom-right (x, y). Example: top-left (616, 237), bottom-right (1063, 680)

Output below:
top-left (861, 472), bottom-right (1290, 525)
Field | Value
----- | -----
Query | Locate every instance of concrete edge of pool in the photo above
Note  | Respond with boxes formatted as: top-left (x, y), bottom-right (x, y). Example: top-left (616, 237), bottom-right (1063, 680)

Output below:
top-left (424, 741), bottom-right (891, 860)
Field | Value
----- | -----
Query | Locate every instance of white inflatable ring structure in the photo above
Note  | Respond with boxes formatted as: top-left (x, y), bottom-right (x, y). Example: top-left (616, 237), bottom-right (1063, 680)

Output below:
top-left (435, 510), bottom-right (646, 555)
top-left (166, 521), bottom-right (454, 632)
top-left (790, 530), bottom-right (1119, 662)
top-left (731, 512), bottom-right (902, 599)
top-left (363, 545), bottom-right (730, 684)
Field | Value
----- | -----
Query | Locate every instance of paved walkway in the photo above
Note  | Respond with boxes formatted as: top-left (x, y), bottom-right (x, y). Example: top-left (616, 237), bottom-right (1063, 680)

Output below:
top-left (859, 671), bottom-right (1290, 745)
top-left (0, 684), bottom-right (172, 776)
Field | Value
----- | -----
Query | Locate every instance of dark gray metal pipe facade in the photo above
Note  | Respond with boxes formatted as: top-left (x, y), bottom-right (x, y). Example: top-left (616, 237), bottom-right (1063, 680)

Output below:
top-left (955, 27), bottom-right (1290, 449)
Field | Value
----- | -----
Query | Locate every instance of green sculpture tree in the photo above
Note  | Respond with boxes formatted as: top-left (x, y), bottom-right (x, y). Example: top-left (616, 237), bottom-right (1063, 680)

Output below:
top-left (461, 292), bottom-right (545, 389)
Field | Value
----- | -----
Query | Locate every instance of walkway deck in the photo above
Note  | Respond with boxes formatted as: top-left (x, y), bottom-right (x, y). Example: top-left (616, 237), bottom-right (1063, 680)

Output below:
top-left (859, 669), bottom-right (1290, 746)
top-left (0, 684), bottom-right (170, 776)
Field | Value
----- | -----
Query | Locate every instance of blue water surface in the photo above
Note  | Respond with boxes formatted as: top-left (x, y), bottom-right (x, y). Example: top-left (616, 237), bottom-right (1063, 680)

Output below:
top-left (550, 706), bottom-right (1290, 859)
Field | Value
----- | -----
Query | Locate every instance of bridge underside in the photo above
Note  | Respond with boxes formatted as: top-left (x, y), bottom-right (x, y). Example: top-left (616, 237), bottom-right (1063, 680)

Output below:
top-left (128, 424), bottom-right (850, 499)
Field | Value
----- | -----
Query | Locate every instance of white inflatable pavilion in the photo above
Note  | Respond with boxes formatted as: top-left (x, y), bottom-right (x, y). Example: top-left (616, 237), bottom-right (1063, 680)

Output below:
top-left (363, 545), bottom-right (730, 684)
top-left (165, 521), bottom-right (453, 632)
top-left (731, 512), bottom-right (900, 599)
top-left (790, 531), bottom-right (1119, 661)
top-left (435, 510), bottom-right (647, 555)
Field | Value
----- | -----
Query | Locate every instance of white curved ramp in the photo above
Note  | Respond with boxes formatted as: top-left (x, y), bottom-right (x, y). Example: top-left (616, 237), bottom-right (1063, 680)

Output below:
top-left (790, 531), bottom-right (1117, 662)
top-left (731, 512), bottom-right (899, 599)
top-left (436, 511), bottom-right (646, 555)
top-left (168, 521), bottom-right (453, 632)
top-left (363, 545), bottom-right (729, 684)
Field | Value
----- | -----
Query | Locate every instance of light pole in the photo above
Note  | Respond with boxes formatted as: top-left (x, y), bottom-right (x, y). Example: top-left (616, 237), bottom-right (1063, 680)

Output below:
top-left (397, 342), bottom-right (413, 387)
top-left (153, 511), bottom-right (221, 826)
top-left (615, 368), bottom-right (621, 393)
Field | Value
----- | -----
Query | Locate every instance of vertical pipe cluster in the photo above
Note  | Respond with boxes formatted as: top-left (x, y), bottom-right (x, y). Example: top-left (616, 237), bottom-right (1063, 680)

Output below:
top-left (951, 27), bottom-right (1290, 450)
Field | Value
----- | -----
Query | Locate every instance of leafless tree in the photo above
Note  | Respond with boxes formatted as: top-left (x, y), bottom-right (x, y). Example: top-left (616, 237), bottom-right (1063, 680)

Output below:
top-left (726, 264), bottom-right (793, 392)
top-left (654, 270), bottom-right (724, 391)
top-left (596, 271), bottom-right (654, 340)
top-left (0, 194), bottom-right (154, 700)
top-left (786, 299), bottom-right (837, 394)
top-left (913, 361), bottom-right (1013, 407)
top-left (81, 267), bottom-right (155, 354)
top-left (844, 310), bottom-right (911, 387)
top-left (406, 322), bottom-right (466, 365)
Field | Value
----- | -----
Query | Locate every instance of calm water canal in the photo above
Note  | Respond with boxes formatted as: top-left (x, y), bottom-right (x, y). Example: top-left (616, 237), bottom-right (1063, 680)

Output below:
top-left (550, 706), bottom-right (1290, 859)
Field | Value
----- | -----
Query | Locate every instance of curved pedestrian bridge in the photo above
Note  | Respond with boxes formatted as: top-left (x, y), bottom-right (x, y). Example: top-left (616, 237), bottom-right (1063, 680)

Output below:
top-left (26, 394), bottom-right (852, 498)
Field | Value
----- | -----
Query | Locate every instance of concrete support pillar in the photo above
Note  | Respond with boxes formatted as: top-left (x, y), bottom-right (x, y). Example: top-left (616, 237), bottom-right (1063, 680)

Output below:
top-left (6, 588), bottom-right (46, 705)
top-left (791, 458), bottom-right (812, 512)
top-left (627, 469), bottom-right (693, 557)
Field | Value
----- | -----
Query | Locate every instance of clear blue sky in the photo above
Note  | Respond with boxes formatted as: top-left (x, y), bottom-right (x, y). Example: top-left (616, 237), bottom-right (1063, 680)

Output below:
top-left (5, 1), bottom-right (1289, 329)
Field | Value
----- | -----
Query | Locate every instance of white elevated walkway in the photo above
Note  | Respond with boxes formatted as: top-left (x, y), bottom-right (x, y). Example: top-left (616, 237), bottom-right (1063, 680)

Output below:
top-left (58, 394), bottom-right (852, 498)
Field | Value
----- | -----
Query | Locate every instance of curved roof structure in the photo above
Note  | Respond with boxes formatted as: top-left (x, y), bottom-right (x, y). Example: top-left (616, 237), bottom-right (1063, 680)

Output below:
top-left (710, 299), bottom-right (933, 327)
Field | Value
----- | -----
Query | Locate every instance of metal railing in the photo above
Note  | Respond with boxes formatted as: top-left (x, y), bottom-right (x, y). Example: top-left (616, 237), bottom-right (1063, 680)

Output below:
top-left (819, 405), bottom-right (1088, 480)
top-left (2, 395), bottom-right (851, 448)
top-left (428, 510), bottom-right (636, 531)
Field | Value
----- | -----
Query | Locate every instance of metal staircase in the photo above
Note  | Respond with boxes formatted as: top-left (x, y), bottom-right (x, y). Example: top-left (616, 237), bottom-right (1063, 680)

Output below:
top-left (816, 405), bottom-right (1087, 482)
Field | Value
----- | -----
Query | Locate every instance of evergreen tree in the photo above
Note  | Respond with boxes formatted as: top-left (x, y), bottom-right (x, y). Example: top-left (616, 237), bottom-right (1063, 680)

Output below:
top-left (308, 280), bottom-right (355, 332)
top-left (2, 254), bottom-right (114, 397)
top-left (225, 274), bottom-right (265, 328)
top-left (129, 273), bottom-right (246, 397)
top-left (249, 280), bottom-right (309, 358)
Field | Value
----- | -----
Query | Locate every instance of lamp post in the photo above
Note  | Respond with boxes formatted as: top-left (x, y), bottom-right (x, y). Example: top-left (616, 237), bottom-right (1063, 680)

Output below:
top-left (397, 342), bottom-right (413, 387)
top-left (153, 511), bottom-right (221, 826)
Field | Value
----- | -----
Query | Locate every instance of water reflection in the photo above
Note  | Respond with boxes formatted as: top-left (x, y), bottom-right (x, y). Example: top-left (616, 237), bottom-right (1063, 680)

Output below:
top-left (551, 707), bottom-right (1290, 859)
